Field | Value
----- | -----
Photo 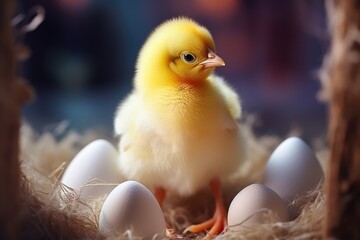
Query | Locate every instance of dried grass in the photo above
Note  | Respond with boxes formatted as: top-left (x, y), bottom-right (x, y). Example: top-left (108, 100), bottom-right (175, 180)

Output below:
top-left (18, 118), bottom-right (327, 239)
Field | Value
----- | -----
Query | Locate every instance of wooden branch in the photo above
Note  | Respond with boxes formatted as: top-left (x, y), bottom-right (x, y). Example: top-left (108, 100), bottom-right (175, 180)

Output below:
top-left (0, 0), bottom-right (32, 239)
top-left (0, 0), bottom-right (19, 239)
top-left (325, 0), bottom-right (360, 239)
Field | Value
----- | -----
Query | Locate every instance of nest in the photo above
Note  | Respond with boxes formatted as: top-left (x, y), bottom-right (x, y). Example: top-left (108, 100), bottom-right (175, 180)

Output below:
top-left (6, 0), bottom-right (360, 238)
top-left (19, 120), bottom-right (327, 239)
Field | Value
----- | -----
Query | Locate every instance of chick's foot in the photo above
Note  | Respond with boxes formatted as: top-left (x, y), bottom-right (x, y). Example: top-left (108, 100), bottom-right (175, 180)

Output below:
top-left (184, 178), bottom-right (227, 239)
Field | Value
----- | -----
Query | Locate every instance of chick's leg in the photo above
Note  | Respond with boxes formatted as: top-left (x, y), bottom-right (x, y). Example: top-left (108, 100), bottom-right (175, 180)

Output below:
top-left (185, 178), bottom-right (227, 239)
top-left (154, 186), bottom-right (166, 208)
top-left (155, 187), bottom-right (176, 237)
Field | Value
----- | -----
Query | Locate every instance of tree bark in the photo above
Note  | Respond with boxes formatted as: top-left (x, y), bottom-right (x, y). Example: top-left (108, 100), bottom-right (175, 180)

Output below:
top-left (0, 0), bottom-right (32, 239)
top-left (325, 0), bottom-right (360, 239)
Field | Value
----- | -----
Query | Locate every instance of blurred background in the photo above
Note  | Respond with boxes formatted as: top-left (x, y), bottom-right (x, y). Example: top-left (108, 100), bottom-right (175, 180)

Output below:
top-left (17, 0), bottom-right (328, 142)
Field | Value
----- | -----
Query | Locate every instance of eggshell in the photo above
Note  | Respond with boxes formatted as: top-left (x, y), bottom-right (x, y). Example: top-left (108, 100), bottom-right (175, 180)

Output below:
top-left (227, 184), bottom-right (289, 229)
top-left (61, 139), bottom-right (124, 199)
top-left (99, 181), bottom-right (166, 240)
top-left (262, 137), bottom-right (323, 205)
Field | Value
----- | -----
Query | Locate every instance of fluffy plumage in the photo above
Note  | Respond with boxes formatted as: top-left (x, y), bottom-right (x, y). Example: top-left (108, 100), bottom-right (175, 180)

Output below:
top-left (114, 17), bottom-right (245, 237)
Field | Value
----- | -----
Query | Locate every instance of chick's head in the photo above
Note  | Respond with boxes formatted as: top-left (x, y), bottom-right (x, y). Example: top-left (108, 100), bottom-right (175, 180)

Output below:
top-left (135, 18), bottom-right (225, 89)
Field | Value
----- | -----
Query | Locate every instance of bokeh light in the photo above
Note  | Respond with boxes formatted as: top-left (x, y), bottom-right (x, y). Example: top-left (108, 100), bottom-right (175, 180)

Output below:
top-left (18, 0), bottom-right (327, 141)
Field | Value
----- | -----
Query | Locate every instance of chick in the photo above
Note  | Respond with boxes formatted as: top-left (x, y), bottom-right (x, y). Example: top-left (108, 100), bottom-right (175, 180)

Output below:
top-left (114, 17), bottom-right (245, 238)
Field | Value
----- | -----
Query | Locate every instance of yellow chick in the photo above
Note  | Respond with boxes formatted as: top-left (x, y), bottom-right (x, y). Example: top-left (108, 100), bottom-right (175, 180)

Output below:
top-left (114, 17), bottom-right (244, 238)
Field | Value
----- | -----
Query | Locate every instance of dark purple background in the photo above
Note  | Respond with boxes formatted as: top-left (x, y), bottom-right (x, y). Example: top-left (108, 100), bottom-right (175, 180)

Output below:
top-left (18, 0), bottom-right (328, 142)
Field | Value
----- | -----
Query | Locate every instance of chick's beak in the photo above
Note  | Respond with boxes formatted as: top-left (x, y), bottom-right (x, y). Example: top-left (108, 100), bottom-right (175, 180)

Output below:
top-left (199, 49), bottom-right (225, 69)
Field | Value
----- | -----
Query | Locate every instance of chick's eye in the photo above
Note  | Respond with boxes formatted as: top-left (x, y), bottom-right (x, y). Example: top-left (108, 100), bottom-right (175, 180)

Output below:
top-left (181, 52), bottom-right (196, 63)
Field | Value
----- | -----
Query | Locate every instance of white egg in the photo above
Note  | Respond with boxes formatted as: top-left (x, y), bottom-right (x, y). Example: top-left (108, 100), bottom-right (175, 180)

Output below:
top-left (262, 137), bottom-right (323, 216)
top-left (99, 181), bottom-right (166, 240)
top-left (227, 184), bottom-right (289, 230)
top-left (61, 139), bottom-right (124, 199)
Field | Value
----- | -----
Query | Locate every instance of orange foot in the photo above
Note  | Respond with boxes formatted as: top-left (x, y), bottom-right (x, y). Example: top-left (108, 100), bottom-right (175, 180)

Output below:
top-left (184, 178), bottom-right (227, 239)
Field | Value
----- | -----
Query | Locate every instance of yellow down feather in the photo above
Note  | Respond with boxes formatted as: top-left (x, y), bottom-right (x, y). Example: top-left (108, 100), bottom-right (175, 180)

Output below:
top-left (114, 17), bottom-right (245, 196)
